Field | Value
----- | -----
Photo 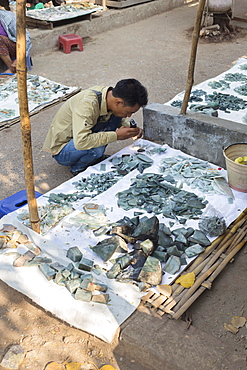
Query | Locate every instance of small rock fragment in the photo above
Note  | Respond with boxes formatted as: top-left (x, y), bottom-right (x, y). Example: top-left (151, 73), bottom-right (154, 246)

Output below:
top-left (74, 288), bottom-right (92, 302)
top-left (91, 294), bottom-right (109, 304)
top-left (66, 246), bottom-right (83, 262)
top-left (224, 323), bottom-right (239, 334)
top-left (138, 256), bottom-right (162, 285)
top-left (78, 257), bottom-right (94, 272)
top-left (156, 284), bottom-right (172, 297)
top-left (0, 344), bottom-right (26, 369)
top-left (13, 250), bottom-right (36, 267)
top-left (38, 263), bottom-right (56, 280)
top-left (231, 316), bottom-right (246, 329)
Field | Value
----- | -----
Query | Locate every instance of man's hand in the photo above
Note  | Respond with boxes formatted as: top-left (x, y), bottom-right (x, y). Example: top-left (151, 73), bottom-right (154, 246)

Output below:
top-left (116, 126), bottom-right (143, 140)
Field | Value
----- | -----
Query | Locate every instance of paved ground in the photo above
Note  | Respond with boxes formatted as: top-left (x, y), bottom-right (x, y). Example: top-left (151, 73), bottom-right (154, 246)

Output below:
top-left (0, 2), bottom-right (247, 369)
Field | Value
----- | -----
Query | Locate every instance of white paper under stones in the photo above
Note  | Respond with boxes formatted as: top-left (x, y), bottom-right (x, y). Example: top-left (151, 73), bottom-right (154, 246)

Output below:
top-left (0, 139), bottom-right (247, 341)
top-left (165, 57), bottom-right (247, 124)
top-left (0, 74), bottom-right (79, 124)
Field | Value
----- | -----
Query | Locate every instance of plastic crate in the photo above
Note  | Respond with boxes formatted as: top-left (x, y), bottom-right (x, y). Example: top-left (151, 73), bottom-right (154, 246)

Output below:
top-left (0, 190), bottom-right (42, 219)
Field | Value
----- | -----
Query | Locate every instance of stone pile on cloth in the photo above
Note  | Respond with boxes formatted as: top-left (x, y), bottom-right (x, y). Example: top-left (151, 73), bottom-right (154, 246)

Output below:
top-left (0, 139), bottom-right (246, 342)
top-left (165, 57), bottom-right (247, 124)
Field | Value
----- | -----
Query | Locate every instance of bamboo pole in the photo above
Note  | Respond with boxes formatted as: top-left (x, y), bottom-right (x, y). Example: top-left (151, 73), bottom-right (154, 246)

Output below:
top-left (180, 0), bottom-right (206, 115)
top-left (172, 239), bottom-right (246, 319)
top-left (161, 210), bottom-right (247, 313)
top-left (16, 0), bottom-right (40, 233)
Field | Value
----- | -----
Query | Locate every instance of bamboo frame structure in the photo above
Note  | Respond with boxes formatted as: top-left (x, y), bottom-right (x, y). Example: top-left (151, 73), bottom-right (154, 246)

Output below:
top-left (16, 0), bottom-right (40, 233)
top-left (180, 0), bottom-right (206, 115)
top-left (141, 208), bottom-right (247, 319)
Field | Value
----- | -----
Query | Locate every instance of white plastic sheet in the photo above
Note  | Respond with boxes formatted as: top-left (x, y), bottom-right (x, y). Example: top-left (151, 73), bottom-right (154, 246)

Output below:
top-left (165, 57), bottom-right (247, 124)
top-left (0, 140), bottom-right (246, 342)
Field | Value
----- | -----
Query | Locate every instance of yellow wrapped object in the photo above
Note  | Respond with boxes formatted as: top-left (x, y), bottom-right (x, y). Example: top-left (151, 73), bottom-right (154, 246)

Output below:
top-left (175, 272), bottom-right (195, 288)
top-left (234, 156), bottom-right (247, 165)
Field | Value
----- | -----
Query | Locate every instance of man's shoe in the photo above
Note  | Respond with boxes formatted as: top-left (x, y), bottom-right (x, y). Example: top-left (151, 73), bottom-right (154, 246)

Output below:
top-left (90, 155), bottom-right (110, 166)
top-left (70, 169), bottom-right (85, 176)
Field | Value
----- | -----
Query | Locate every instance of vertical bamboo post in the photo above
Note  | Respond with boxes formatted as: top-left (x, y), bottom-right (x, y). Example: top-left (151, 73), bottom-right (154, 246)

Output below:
top-left (180, 0), bottom-right (206, 115)
top-left (16, 0), bottom-right (40, 233)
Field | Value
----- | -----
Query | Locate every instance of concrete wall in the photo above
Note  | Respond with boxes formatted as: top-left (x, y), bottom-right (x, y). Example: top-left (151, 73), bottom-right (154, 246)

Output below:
top-left (29, 0), bottom-right (195, 56)
top-left (143, 103), bottom-right (247, 167)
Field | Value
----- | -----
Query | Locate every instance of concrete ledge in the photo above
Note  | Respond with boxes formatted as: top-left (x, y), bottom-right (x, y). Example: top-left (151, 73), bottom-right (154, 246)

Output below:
top-left (143, 103), bottom-right (247, 167)
top-left (114, 308), bottom-right (247, 370)
top-left (29, 0), bottom-right (195, 55)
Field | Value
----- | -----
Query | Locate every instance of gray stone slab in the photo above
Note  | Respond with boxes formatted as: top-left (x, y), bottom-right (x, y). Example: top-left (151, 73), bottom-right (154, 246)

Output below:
top-left (114, 309), bottom-right (246, 370)
top-left (143, 103), bottom-right (247, 167)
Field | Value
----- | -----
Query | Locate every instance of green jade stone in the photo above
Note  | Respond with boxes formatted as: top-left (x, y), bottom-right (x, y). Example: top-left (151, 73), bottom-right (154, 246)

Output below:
top-left (50, 262), bottom-right (65, 271)
top-left (66, 278), bottom-right (81, 293)
top-left (80, 278), bottom-right (95, 291)
top-left (91, 235), bottom-right (128, 262)
top-left (74, 288), bottom-right (92, 302)
top-left (38, 263), bottom-right (56, 281)
top-left (163, 255), bottom-right (181, 275)
top-left (185, 244), bottom-right (205, 258)
top-left (62, 269), bottom-right (71, 279)
top-left (188, 229), bottom-right (211, 246)
top-left (175, 233), bottom-right (188, 245)
top-left (66, 246), bottom-right (83, 262)
top-left (66, 262), bottom-right (74, 271)
top-left (78, 257), bottom-right (94, 272)
top-left (24, 256), bottom-right (52, 266)
top-left (54, 271), bottom-right (64, 284)
top-left (166, 245), bottom-right (183, 257)
top-left (138, 256), bottom-right (162, 285)
top-left (94, 282), bottom-right (108, 292)
top-left (70, 271), bottom-right (80, 279)
top-left (140, 239), bottom-right (154, 255)
top-left (152, 250), bottom-right (168, 262)
top-left (115, 254), bottom-right (131, 269)
top-left (107, 263), bottom-right (121, 279)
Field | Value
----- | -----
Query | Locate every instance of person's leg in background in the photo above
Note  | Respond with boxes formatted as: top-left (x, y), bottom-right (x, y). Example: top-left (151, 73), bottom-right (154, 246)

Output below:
top-left (0, 35), bottom-right (16, 74)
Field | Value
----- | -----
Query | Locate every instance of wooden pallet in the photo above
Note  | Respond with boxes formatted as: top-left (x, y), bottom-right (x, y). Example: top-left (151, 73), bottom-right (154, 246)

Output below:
top-left (26, 12), bottom-right (93, 29)
top-left (106, 0), bottom-right (154, 9)
top-left (0, 87), bottom-right (81, 131)
top-left (141, 208), bottom-right (247, 319)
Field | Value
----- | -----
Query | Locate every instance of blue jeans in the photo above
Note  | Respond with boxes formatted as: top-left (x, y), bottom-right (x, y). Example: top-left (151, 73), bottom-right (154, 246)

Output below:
top-left (53, 114), bottom-right (121, 173)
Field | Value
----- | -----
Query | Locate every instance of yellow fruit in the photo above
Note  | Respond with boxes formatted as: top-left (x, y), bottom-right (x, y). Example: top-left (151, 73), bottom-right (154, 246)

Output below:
top-left (235, 157), bottom-right (244, 164)
top-left (100, 366), bottom-right (117, 370)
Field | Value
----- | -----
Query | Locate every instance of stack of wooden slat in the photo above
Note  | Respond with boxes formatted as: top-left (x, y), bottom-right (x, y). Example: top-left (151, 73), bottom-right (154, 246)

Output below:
top-left (141, 208), bottom-right (247, 319)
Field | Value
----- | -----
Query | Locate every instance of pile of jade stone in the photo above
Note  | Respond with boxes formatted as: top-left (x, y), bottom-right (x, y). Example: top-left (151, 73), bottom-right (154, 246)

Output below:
top-left (116, 173), bottom-right (207, 222)
top-left (91, 215), bottom-right (211, 287)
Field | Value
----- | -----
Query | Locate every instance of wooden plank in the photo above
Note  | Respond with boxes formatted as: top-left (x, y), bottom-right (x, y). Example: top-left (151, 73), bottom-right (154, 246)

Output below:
top-left (106, 0), bottom-right (153, 9)
top-left (26, 17), bottom-right (53, 29)
top-left (151, 295), bottom-right (168, 309)
top-left (141, 290), bottom-right (155, 302)
top-left (232, 0), bottom-right (247, 20)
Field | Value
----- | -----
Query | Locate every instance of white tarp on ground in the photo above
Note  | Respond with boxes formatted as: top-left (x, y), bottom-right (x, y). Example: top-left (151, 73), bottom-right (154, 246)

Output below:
top-left (0, 139), bottom-right (246, 342)
top-left (165, 57), bottom-right (247, 124)
top-left (0, 74), bottom-right (80, 128)
top-left (26, 4), bottom-right (103, 22)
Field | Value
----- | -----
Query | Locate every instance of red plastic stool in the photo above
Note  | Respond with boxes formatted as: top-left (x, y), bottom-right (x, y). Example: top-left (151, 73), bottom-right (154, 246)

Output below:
top-left (58, 34), bottom-right (83, 54)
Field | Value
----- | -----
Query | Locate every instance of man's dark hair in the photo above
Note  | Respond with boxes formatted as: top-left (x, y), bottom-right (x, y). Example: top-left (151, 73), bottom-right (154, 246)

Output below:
top-left (112, 79), bottom-right (148, 107)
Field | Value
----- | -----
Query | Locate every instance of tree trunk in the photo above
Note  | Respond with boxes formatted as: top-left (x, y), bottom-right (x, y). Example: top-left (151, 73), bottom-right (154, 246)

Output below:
top-left (16, 0), bottom-right (40, 233)
top-left (180, 0), bottom-right (206, 115)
